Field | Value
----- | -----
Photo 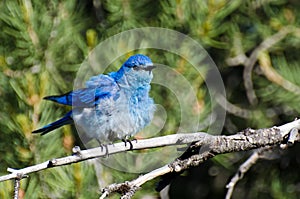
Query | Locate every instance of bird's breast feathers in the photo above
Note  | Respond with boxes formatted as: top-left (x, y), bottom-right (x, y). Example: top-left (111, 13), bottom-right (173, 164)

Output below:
top-left (72, 87), bottom-right (155, 142)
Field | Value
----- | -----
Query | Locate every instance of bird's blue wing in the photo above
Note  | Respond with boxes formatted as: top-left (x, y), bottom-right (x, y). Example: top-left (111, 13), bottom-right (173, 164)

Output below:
top-left (85, 74), bottom-right (115, 88)
top-left (44, 75), bottom-right (120, 107)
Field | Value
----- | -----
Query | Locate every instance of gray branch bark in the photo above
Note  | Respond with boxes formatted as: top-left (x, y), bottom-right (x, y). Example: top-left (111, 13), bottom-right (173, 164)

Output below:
top-left (0, 133), bottom-right (205, 182)
top-left (100, 119), bottom-right (300, 198)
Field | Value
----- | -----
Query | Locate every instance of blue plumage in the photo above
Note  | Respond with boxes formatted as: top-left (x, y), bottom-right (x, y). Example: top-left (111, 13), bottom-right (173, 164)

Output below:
top-left (33, 54), bottom-right (156, 143)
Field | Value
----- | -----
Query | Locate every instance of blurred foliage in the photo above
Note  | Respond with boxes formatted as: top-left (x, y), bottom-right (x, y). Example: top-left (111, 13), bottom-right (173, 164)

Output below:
top-left (0, 0), bottom-right (300, 199)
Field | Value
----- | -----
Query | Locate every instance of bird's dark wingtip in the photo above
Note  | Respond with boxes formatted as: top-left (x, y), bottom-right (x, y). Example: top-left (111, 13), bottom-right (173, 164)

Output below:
top-left (32, 112), bottom-right (73, 136)
top-left (32, 128), bottom-right (52, 135)
top-left (32, 128), bottom-right (45, 134)
top-left (43, 96), bottom-right (52, 100)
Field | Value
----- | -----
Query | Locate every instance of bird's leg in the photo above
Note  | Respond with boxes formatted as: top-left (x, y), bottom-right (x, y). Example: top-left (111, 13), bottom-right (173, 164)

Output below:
top-left (96, 139), bottom-right (103, 150)
top-left (103, 144), bottom-right (109, 157)
top-left (96, 139), bottom-right (109, 157)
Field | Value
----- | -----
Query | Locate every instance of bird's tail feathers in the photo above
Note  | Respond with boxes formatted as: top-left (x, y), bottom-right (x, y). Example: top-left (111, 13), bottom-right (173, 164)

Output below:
top-left (32, 112), bottom-right (73, 135)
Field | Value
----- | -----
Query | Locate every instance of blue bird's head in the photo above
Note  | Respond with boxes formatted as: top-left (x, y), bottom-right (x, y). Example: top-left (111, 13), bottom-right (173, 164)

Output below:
top-left (123, 54), bottom-right (153, 69)
top-left (113, 54), bottom-right (156, 88)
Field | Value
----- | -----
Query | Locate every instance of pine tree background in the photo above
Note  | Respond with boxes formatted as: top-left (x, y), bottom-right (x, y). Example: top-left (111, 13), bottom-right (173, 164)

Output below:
top-left (0, 0), bottom-right (300, 198)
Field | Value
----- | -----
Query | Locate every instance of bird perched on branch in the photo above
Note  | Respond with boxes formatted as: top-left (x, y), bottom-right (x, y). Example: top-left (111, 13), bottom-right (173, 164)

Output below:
top-left (33, 54), bottom-right (156, 145)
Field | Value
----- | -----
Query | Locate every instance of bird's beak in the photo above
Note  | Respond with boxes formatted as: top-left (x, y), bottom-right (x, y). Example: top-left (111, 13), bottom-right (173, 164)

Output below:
top-left (145, 65), bottom-right (156, 74)
top-left (133, 65), bottom-right (156, 74)
top-left (145, 65), bottom-right (156, 71)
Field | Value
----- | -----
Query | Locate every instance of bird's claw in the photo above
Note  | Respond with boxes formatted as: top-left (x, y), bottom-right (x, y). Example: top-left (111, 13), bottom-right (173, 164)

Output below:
top-left (122, 138), bottom-right (137, 150)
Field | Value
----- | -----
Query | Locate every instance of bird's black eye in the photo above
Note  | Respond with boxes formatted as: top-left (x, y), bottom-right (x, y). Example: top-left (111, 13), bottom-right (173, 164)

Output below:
top-left (133, 66), bottom-right (142, 71)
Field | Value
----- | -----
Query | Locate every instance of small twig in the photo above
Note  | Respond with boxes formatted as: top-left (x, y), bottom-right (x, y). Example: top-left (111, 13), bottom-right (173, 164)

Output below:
top-left (258, 51), bottom-right (300, 96)
top-left (99, 190), bottom-right (109, 199)
top-left (216, 94), bottom-right (253, 119)
top-left (13, 178), bottom-right (21, 199)
top-left (244, 27), bottom-right (293, 105)
top-left (226, 32), bottom-right (249, 67)
top-left (11, 171), bottom-right (27, 199)
top-left (225, 147), bottom-right (271, 199)
top-left (120, 186), bottom-right (139, 199)
top-left (227, 27), bottom-right (294, 105)
top-left (100, 165), bottom-right (172, 198)
top-left (287, 128), bottom-right (299, 145)
top-left (101, 182), bottom-right (139, 199)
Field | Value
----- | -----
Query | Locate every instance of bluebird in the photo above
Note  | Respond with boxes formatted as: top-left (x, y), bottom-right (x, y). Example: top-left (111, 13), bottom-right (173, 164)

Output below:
top-left (33, 54), bottom-right (156, 145)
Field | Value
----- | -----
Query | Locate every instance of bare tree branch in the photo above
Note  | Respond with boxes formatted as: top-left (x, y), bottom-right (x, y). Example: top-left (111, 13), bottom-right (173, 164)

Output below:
top-left (100, 119), bottom-right (300, 198)
top-left (226, 26), bottom-right (294, 105)
top-left (225, 146), bottom-right (271, 199)
top-left (13, 176), bottom-right (21, 199)
top-left (258, 51), bottom-right (300, 96)
top-left (244, 27), bottom-right (293, 105)
top-left (225, 127), bottom-right (300, 199)
top-left (1, 119), bottom-right (299, 199)
top-left (216, 94), bottom-right (253, 119)
top-left (0, 133), bottom-right (204, 182)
